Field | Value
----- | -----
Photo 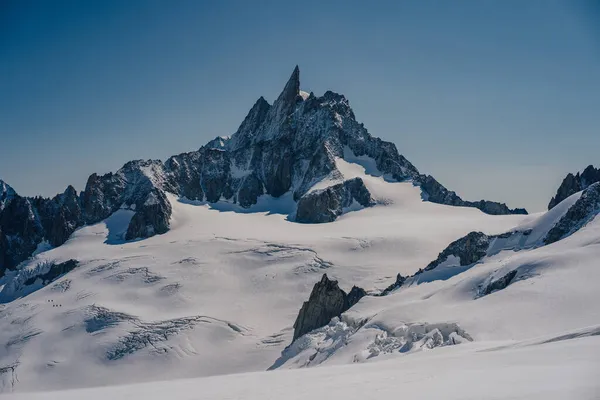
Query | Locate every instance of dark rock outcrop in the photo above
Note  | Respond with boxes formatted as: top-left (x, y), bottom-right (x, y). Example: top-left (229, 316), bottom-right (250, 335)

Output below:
top-left (416, 175), bottom-right (527, 215)
top-left (0, 180), bottom-right (16, 211)
top-left (292, 274), bottom-right (366, 342)
top-left (345, 285), bottom-right (367, 309)
top-left (237, 173), bottom-right (264, 208)
top-left (125, 190), bottom-right (172, 240)
top-left (296, 178), bottom-right (374, 223)
top-left (424, 231), bottom-right (492, 272)
top-left (464, 200), bottom-right (527, 216)
top-left (81, 171), bottom-right (125, 223)
top-left (549, 165), bottom-right (600, 210)
top-left (0, 259), bottom-right (80, 303)
top-left (34, 185), bottom-right (84, 247)
top-left (380, 273), bottom-right (407, 296)
top-left (23, 259), bottom-right (79, 286)
top-left (544, 182), bottom-right (600, 245)
top-left (0, 196), bottom-right (45, 275)
top-left (481, 270), bottom-right (518, 296)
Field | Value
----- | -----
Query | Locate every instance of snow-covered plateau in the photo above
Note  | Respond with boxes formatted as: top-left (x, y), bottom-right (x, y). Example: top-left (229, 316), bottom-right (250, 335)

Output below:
top-left (0, 68), bottom-right (598, 399)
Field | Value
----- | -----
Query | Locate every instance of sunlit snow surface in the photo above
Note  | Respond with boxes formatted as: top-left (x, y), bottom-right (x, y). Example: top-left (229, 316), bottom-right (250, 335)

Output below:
top-left (8, 335), bottom-right (600, 400)
top-left (1, 159), bottom-right (599, 398)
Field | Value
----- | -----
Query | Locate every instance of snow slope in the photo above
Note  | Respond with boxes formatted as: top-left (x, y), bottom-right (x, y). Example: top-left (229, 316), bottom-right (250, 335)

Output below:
top-left (6, 334), bottom-right (600, 400)
top-left (275, 189), bottom-right (600, 369)
top-left (1, 155), bottom-right (599, 397)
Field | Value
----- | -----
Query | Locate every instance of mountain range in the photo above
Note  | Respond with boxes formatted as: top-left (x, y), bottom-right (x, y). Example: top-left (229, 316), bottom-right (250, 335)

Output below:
top-left (0, 67), bottom-right (526, 278)
top-left (0, 68), bottom-right (598, 397)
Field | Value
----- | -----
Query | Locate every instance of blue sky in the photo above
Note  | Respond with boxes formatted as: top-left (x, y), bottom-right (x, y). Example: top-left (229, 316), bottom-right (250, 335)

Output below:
top-left (0, 0), bottom-right (598, 211)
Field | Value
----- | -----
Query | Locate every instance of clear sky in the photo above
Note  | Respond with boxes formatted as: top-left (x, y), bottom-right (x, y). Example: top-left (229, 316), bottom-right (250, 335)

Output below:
top-left (1, 0), bottom-right (598, 212)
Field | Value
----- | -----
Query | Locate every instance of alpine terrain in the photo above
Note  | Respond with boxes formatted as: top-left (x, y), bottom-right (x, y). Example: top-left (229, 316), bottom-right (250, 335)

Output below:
top-left (0, 68), bottom-right (598, 399)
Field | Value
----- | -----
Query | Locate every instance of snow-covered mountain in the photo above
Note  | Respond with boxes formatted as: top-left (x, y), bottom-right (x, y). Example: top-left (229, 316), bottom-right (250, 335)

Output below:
top-left (0, 68), bottom-right (598, 398)
top-left (0, 66), bottom-right (525, 279)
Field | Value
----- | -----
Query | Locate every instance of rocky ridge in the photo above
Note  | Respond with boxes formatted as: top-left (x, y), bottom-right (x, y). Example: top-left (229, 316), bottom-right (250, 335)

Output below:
top-left (0, 66), bottom-right (526, 277)
top-left (545, 182), bottom-right (600, 244)
top-left (382, 180), bottom-right (600, 297)
top-left (548, 165), bottom-right (600, 210)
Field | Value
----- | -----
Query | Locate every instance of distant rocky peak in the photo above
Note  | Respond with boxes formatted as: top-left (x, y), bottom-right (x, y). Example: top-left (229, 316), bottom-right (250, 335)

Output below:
top-left (0, 179), bottom-right (16, 210)
top-left (51, 184), bottom-right (80, 207)
top-left (0, 179), bottom-right (15, 194)
top-left (119, 159), bottom-right (163, 174)
top-left (276, 65), bottom-right (300, 106)
top-left (227, 96), bottom-right (271, 150)
top-left (321, 90), bottom-right (349, 106)
top-left (549, 165), bottom-right (600, 210)
top-left (545, 182), bottom-right (600, 244)
top-left (205, 136), bottom-right (230, 150)
top-left (320, 91), bottom-right (355, 123)
top-left (269, 66), bottom-right (302, 126)
top-left (580, 165), bottom-right (600, 187)
top-left (63, 185), bottom-right (78, 198)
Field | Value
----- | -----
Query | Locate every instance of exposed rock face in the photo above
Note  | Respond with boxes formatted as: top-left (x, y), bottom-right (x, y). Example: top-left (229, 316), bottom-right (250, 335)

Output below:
top-left (23, 259), bottom-right (79, 286)
top-left (82, 159), bottom-right (176, 235)
top-left (545, 182), bottom-right (600, 245)
top-left (36, 185), bottom-right (84, 247)
top-left (0, 186), bottom-right (84, 276)
top-left (481, 270), bottom-right (518, 296)
top-left (345, 285), bottom-right (367, 309)
top-left (549, 165), bottom-right (600, 210)
top-left (424, 231), bottom-right (491, 271)
top-left (0, 259), bottom-right (79, 302)
top-left (292, 274), bottom-right (366, 342)
top-left (416, 175), bottom-right (527, 215)
top-left (125, 190), bottom-right (172, 240)
top-left (0, 180), bottom-right (16, 212)
top-left (380, 273), bottom-right (407, 296)
top-left (0, 196), bottom-right (45, 275)
top-left (0, 66), bottom-right (527, 275)
top-left (82, 172), bottom-right (126, 223)
top-left (464, 200), bottom-right (527, 216)
top-left (296, 178), bottom-right (374, 223)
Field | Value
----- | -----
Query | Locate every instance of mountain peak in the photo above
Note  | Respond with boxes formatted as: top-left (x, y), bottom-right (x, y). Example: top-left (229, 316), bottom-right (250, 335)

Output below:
top-left (0, 179), bottom-right (16, 211)
top-left (0, 179), bottom-right (14, 193)
top-left (275, 65), bottom-right (300, 107)
top-left (548, 165), bottom-right (600, 210)
top-left (0, 67), bottom-right (527, 277)
top-left (228, 95), bottom-right (272, 150)
top-left (64, 185), bottom-right (78, 197)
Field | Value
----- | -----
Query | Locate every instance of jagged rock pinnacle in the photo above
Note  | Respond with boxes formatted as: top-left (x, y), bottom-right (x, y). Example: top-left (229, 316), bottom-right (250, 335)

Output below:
top-left (292, 273), bottom-right (366, 342)
top-left (275, 65), bottom-right (300, 106)
top-left (0, 179), bottom-right (17, 212)
top-left (548, 165), bottom-right (600, 210)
